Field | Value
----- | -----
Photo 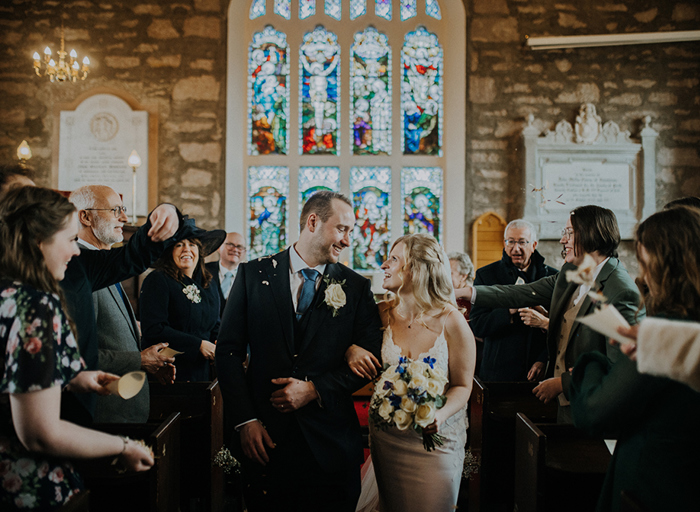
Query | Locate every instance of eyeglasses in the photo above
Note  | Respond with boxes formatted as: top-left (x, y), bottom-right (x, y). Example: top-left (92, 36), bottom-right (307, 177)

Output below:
top-left (224, 243), bottom-right (246, 252)
top-left (561, 228), bottom-right (575, 239)
top-left (504, 239), bottom-right (531, 247)
top-left (85, 206), bottom-right (127, 218)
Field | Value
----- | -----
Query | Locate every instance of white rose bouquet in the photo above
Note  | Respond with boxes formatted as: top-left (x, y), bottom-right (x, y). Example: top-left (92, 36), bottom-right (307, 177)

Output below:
top-left (369, 356), bottom-right (449, 451)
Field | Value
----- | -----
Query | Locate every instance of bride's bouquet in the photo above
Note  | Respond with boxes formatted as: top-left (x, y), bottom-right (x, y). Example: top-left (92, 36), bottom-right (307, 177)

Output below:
top-left (369, 356), bottom-right (449, 451)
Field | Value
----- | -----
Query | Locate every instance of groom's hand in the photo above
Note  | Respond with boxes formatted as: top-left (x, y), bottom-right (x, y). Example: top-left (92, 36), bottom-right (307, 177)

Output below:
top-left (240, 421), bottom-right (275, 466)
top-left (270, 378), bottom-right (318, 412)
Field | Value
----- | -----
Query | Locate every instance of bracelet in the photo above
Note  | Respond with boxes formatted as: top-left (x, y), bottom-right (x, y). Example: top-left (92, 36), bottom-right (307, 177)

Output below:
top-left (111, 436), bottom-right (129, 466)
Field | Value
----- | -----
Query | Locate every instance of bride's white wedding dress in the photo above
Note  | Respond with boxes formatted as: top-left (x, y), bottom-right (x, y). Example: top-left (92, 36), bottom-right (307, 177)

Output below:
top-left (359, 324), bottom-right (468, 512)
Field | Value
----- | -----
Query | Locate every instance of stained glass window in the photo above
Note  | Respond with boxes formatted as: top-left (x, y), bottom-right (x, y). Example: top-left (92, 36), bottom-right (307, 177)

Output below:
top-left (350, 0), bottom-right (366, 19)
top-left (402, 167), bottom-right (443, 241)
top-left (299, 26), bottom-right (341, 155)
top-left (274, 0), bottom-right (291, 19)
top-left (325, 0), bottom-right (341, 20)
top-left (350, 27), bottom-right (391, 156)
top-left (426, 0), bottom-right (442, 20)
top-left (350, 167), bottom-right (391, 271)
top-left (401, 26), bottom-right (443, 156)
top-left (375, 0), bottom-right (391, 20)
top-left (299, 0), bottom-right (315, 19)
top-left (298, 167), bottom-right (341, 208)
top-left (250, 0), bottom-right (266, 19)
top-left (248, 26), bottom-right (290, 156)
top-left (247, 166), bottom-right (289, 259)
top-left (400, 0), bottom-right (417, 20)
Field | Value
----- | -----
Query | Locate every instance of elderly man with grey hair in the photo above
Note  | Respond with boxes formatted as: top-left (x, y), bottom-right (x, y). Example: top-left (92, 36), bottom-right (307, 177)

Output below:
top-left (469, 219), bottom-right (558, 382)
top-left (70, 185), bottom-right (175, 423)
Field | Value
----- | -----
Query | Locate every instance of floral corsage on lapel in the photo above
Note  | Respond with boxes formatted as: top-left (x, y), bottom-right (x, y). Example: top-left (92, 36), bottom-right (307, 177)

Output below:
top-left (322, 276), bottom-right (346, 317)
top-left (565, 254), bottom-right (607, 306)
top-left (182, 283), bottom-right (202, 304)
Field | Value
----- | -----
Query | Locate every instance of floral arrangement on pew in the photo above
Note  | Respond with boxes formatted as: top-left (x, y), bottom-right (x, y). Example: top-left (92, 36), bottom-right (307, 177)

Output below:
top-left (369, 356), bottom-right (449, 451)
top-left (213, 446), bottom-right (241, 475)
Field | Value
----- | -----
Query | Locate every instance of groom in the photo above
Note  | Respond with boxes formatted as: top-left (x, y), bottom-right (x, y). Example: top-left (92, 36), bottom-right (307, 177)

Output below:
top-left (216, 191), bottom-right (382, 512)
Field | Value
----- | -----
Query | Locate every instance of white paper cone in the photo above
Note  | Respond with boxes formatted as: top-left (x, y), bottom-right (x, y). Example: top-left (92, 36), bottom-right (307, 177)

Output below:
top-left (576, 304), bottom-right (636, 345)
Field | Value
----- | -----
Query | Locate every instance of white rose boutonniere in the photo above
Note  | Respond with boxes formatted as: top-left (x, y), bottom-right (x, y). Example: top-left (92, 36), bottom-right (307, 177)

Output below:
top-left (182, 284), bottom-right (202, 304)
top-left (322, 276), bottom-right (346, 317)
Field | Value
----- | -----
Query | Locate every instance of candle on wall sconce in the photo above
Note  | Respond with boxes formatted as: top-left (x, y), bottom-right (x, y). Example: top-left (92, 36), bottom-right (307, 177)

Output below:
top-left (17, 140), bottom-right (32, 167)
top-left (127, 150), bottom-right (142, 225)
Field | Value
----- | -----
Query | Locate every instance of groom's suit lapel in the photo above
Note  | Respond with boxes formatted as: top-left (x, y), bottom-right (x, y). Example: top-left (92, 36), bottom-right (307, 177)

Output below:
top-left (266, 250), bottom-right (296, 357)
top-left (297, 263), bottom-right (341, 355)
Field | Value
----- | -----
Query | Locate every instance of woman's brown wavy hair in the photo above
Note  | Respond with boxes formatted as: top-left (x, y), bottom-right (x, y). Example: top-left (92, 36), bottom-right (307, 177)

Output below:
top-left (0, 186), bottom-right (78, 333)
top-left (635, 206), bottom-right (700, 321)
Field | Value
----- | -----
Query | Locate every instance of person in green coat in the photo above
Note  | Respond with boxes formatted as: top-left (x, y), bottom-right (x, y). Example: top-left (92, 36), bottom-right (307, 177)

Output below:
top-left (570, 205), bottom-right (700, 512)
top-left (456, 205), bottom-right (642, 422)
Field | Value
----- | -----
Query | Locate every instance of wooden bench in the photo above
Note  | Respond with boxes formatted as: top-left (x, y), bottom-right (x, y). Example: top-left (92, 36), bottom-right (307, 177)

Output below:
top-left (514, 413), bottom-right (612, 512)
top-left (149, 380), bottom-right (224, 512)
top-left (471, 211), bottom-right (507, 270)
top-left (466, 378), bottom-right (558, 512)
top-left (82, 412), bottom-right (181, 512)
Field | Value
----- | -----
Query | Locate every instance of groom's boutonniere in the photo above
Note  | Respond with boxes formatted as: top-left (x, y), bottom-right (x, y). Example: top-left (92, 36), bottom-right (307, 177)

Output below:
top-left (322, 276), bottom-right (346, 317)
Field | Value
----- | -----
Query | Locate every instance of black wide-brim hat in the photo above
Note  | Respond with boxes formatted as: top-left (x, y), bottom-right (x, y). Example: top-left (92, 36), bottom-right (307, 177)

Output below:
top-left (164, 216), bottom-right (227, 258)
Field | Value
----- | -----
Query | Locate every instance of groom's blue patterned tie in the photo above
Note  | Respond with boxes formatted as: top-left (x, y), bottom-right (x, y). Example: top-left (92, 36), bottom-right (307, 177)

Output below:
top-left (296, 268), bottom-right (320, 321)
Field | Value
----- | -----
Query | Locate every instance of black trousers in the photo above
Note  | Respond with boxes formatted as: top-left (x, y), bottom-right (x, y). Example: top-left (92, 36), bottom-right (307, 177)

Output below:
top-left (242, 421), bottom-right (361, 512)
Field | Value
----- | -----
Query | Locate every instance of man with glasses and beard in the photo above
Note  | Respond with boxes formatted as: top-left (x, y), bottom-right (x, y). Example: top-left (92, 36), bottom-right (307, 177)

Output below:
top-left (69, 185), bottom-right (176, 423)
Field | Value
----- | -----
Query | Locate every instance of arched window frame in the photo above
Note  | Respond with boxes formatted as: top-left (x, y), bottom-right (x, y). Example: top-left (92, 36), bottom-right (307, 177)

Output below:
top-left (226, 0), bottom-right (465, 282)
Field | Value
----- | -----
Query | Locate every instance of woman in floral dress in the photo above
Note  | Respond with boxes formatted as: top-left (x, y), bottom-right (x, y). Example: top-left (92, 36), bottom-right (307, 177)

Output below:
top-left (140, 223), bottom-right (225, 382)
top-left (0, 186), bottom-right (153, 510)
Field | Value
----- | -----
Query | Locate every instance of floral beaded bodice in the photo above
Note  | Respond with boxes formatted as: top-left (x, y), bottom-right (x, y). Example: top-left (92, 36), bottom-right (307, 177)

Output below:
top-left (381, 324), bottom-right (450, 375)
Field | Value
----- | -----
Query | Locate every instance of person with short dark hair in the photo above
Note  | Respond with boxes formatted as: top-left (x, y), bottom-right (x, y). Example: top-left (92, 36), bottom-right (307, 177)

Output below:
top-left (0, 164), bottom-right (35, 198)
top-left (663, 196), bottom-right (700, 210)
top-left (216, 190), bottom-right (382, 512)
top-left (456, 205), bottom-right (643, 422)
top-left (570, 205), bottom-right (700, 512)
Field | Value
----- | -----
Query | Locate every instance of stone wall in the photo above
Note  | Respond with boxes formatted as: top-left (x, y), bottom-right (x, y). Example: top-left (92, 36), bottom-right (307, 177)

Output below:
top-left (0, 0), bottom-right (698, 266)
top-left (0, 0), bottom-right (227, 229)
top-left (466, 0), bottom-right (700, 271)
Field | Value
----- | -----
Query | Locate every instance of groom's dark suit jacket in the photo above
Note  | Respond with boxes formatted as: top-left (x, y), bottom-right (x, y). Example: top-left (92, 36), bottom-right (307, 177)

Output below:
top-left (216, 249), bottom-right (382, 471)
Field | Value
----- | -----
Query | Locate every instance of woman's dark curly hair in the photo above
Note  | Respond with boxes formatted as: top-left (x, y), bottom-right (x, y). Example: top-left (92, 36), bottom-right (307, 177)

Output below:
top-left (155, 238), bottom-right (212, 288)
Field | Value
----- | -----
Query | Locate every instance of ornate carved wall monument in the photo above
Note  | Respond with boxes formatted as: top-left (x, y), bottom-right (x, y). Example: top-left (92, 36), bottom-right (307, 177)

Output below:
top-left (522, 104), bottom-right (658, 239)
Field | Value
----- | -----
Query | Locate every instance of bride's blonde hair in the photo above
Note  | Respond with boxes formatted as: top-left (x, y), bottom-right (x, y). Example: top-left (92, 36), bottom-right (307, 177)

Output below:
top-left (385, 234), bottom-right (456, 323)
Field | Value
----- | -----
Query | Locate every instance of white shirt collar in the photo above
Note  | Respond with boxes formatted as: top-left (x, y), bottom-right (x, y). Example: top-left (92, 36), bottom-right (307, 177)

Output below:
top-left (289, 244), bottom-right (326, 276)
top-left (78, 238), bottom-right (99, 251)
top-left (218, 262), bottom-right (237, 281)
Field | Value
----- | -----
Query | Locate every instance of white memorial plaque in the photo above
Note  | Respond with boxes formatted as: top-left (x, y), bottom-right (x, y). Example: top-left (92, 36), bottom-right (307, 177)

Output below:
top-left (521, 107), bottom-right (658, 239)
top-left (58, 94), bottom-right (149, 217)
top-left (542, 161), bottom-right (631, 210)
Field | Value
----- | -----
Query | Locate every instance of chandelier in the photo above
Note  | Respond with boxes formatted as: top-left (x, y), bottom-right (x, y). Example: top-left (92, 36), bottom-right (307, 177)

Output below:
top-left (33, 27), bottom-right (90, 82)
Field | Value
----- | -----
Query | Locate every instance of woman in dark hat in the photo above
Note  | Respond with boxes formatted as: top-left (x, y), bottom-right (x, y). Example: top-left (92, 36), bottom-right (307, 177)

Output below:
top-left (140, 218), bottom-right (226, 382)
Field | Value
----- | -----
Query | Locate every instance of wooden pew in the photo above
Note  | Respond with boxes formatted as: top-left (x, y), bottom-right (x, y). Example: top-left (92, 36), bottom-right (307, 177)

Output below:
top-left (82, 412), bottom-right (181, 512)
top-left (149, 380), bottom-right (224, 512)
top-left (467, 377), bottom-right (558, 512)
top-left (514, 413), bottom-right (611, 512)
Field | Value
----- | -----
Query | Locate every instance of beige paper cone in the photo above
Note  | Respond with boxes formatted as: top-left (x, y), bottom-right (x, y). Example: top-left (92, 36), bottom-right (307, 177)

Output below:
top-left (159, 347), bottom-right (184, 358)
top-left (106, 371), bottom-right (147, 399)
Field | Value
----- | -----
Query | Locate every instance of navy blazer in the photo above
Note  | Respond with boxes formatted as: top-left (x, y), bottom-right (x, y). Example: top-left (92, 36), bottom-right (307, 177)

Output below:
top-left (140, 270), bottom-right (220, 382)
top-left (216, 249), bottom-right (382, 471)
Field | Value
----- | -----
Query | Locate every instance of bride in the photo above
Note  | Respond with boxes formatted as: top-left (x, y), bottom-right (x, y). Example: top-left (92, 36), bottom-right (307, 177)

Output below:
top-left (346, 234), bottom-right (476, 512)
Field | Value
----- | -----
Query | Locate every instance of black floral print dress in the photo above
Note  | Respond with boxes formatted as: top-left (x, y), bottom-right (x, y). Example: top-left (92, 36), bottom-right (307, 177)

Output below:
top-left (0, 281), bottom-right (86, 510)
